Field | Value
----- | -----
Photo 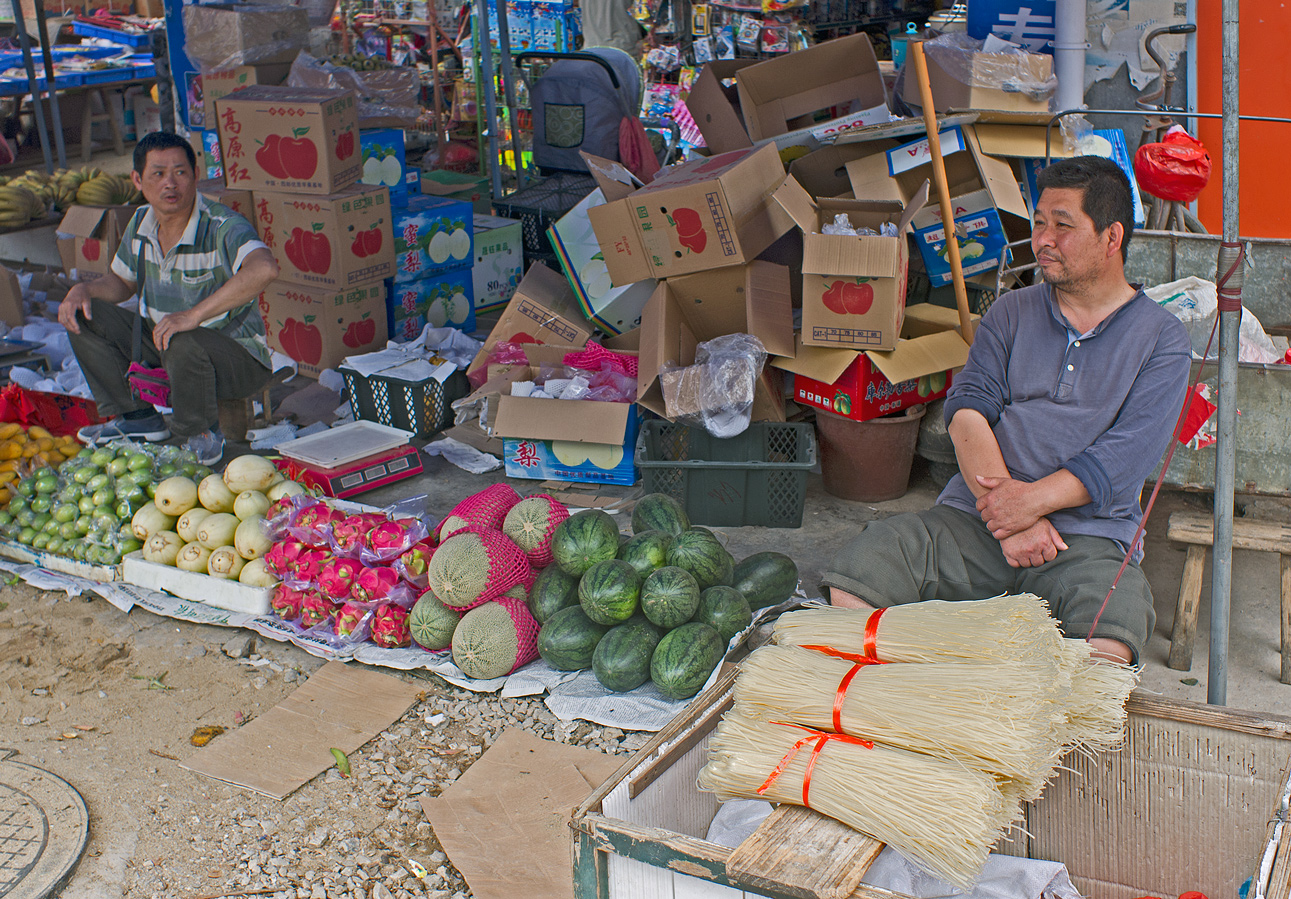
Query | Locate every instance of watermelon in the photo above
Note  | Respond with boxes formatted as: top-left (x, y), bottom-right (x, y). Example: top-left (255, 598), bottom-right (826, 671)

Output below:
top-left (528, 564), bottom-right (581, 624)
top-left (632, 493), bottom-right (690, 537)
top-left (408, 591), bottom-right (461, 650)
top-left (551, 510), bottom-right (621, 576)
top-left (639, 566), bottom-right (701, 629)
top-left (617, 530), bottom-right (672, 580)
top-left (538, 606), bottom-right (610, 670)
top-left (578, 559), bottom-right (641, 626)
top-left (666, 529), bottom-right (733, 590)
top-left (731, 552), bottom-right (800, 611)
top-left (592, 619), bottom-right (661, 692)
top-left (694, 585), bottom-right (752, 641)
top-left (651, 622), bottom-right (724, 700)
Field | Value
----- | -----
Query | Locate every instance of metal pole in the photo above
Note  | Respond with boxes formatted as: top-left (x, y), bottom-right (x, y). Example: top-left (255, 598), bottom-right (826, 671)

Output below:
top-left (476, 0), bottom-right (504, 202)
top-left (1209, 0), bottom-right (1241, 705)
top-left (493, 0), bottom-right (526, 191)
top-left (33, 0), bottom-right (65, 170)
top-left (12, 0), bottom-right (53, 174)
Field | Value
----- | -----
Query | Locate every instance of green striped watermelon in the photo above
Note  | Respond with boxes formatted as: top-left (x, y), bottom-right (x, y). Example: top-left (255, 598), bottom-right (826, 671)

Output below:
top-left (592, 619), bottom-right (661, 692)
top-left (577, 559), bottom-right (641, 626)
top-left (551, 510), bottom-right (621, 577)
top-left (731, 552), bottom-right (799, 610)
top-left (538, 606), bottom-right (610, 670)
top-left (640, 566), bottom-right (701, 629)
top-left (632, 493), bottom-right (690, 537)
top-left (666, 529), bottom-right (732, 590)
top-left (617, 530), bottom-right (671, 580)
top-left (694, 585), bottom-right (752, 641)
top-left (651, 622), bottom-right (724, 700)
top-left (528, 564), bottom-right (581, 624)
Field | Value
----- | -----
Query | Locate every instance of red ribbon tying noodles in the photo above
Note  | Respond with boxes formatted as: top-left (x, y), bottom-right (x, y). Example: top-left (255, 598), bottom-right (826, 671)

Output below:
top-left (863, 606), bottom-right (886, 659)
top-left (756, 722), bottom-right (873, 808)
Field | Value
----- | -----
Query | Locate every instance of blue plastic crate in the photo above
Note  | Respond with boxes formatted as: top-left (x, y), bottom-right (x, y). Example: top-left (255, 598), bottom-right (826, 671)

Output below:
top-left (73, 66), bottom-right (137, 85)
top-left (72, 21), bottom-right (153, 48)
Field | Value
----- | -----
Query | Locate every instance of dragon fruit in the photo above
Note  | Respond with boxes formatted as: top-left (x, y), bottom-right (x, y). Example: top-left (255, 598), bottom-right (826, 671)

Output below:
top-left (266, 495), bottom-right (297, 522)
top-left (366, 519), bottom-right (418, 556)
top-left (398, 541), bottom-right (435, 580)
top-left (270, 583), bottom-right (311, 620)
top-left (332, 513), bottom-right (386, 555)
top-left (333, 601), bottom-right (369, 638)
top-left (370, 603), bottom-right (412, 648)
top-left (318, 557), bottom-right (363, 599)
top-left (264, 537), bottom-right (307, 577)
top-left (351, 565), bottom-right (400, 602)
top-left (299, 592), bottom-right (340, 627)
top-left (294, 549), bottom-right (333, 583)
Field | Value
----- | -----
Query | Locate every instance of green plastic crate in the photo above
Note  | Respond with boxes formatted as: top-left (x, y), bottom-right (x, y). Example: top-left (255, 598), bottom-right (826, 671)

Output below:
top-left (634, 421), bottom-right (816, 528)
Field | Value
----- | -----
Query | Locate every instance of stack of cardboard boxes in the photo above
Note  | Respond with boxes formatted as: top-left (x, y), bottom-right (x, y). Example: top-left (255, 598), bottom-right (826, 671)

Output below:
top-left (210, 83), bottom-right (394, 378)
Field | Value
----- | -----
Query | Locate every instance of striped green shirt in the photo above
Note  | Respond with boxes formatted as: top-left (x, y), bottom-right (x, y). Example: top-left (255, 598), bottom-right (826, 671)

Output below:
top-left (111, 194), bottom-right (271, 365)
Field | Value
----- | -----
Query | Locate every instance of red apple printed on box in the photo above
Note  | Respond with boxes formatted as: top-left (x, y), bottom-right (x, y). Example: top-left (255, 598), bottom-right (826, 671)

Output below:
top-left (278, 315), bottom-right (323, 365)
top-left (258, 128), bottom-right (319, 181)
top-left (335, 129), bottom-right (355, 161)
top-left (342, 312), bottom-right (377, 349)
top-left (350, 221), bottom-right (384, 259)
top-left (665, 206), bottom-right (707, 254)
top-left (81, 238), bottom-right (101, 262)
top-left (821, 278), bottom-right (875, 315)
top-left (285, 224), bottom-right (332, 275)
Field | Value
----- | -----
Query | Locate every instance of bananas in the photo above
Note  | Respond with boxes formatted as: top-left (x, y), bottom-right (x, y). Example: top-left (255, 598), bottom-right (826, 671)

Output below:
top-left (75, 172), bottom-right (142, 208)
top-left (0, 165), bottom-right (134, 228)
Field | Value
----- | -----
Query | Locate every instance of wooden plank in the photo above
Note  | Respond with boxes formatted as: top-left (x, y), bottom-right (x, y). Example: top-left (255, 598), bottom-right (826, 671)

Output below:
top-left (1126, 692), bottom-right (1291, 737)
top-left (1282, 555), bottom-right (1291, 686)
top-left (1167, 511), bottom-right (1291, 553)
top-left (1168, 545), bottom-right (1206, 670)
top-left (726, 805), bottom-right (883, 899)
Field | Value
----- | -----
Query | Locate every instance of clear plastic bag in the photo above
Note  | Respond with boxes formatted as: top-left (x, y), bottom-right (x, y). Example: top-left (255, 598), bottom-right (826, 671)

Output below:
top-left (922, 32), bottom-right (1057, 103)
top-left (181, 4), bottom-right (310, 71)
top-left (659, 333), bottom-right (767, 438)
top-left (287, 52), bottom-right (421, 128)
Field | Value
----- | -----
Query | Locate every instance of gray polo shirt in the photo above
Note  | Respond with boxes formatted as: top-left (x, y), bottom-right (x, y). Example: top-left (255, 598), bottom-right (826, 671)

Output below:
top-left (939, 281), bottom-right (1192, 551)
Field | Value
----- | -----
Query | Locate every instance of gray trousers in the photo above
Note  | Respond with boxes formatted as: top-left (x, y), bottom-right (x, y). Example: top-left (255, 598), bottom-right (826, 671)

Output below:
top-left (68, 298), bottom-right (271, 439)
top-left (820, 504), bottom-right (1156, 664)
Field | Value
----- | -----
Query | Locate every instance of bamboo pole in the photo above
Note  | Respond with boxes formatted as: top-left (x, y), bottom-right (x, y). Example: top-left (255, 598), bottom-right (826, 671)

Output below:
top-left (909, 40), bottom-right (974, 345)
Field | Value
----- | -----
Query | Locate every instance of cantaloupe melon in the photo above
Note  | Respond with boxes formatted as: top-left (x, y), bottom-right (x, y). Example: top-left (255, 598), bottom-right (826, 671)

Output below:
top-left (409, 592), bottom-right (460, 651)
top-left (501, 495), bottom-right (569, 567)
top-left (451, 596), bottom-right (539, 680)
top-left (427, 532), bottom-right (491, 609)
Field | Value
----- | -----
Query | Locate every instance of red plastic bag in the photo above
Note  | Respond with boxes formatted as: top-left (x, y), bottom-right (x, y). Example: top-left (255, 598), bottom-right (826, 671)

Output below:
top-left (0, 383), bottom-right (104, 436)
top-left (1134, 126), bottom-right (1212, 203)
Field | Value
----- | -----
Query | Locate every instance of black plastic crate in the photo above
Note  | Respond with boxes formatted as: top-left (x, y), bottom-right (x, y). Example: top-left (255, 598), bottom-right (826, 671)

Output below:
top-left (493, 171), bottom-right (597, 266)
top-left (341, 366), bottom-right (470, 438)
top-left (635, 421), bottom-right (817, 528)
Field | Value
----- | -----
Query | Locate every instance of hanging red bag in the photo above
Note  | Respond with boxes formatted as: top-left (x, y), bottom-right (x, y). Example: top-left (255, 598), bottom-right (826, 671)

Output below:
top-left (1133, 125), bottom-right (1212, 203)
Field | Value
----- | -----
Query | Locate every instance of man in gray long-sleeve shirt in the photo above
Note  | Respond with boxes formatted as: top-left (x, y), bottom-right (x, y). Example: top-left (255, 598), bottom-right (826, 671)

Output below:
top-left (822, 156), bottom-right (1192, 665)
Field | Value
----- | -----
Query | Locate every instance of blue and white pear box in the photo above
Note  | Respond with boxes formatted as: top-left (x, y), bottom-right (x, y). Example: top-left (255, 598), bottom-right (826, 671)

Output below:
top-left (472, 213), bottom-right (524, 314)
top-left (909, 188), bottom-right (1010, 286)
top-left (385, 268), bottom-right (476, 342)
top-left (393, 194), bottom-right (474, 282)
top-left (494, 396), bottom-right (640, 486)
top-left (359, 128), bottom-right (409, 207)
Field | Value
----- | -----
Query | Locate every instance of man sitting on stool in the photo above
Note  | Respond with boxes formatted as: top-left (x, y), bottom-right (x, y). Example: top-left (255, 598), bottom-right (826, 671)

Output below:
top-left (58, 130), bottom-right (279, 465)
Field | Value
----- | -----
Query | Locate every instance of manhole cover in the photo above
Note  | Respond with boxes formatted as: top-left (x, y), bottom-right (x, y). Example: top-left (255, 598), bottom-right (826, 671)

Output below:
top-left (0, 759), bottom-right (89, 899)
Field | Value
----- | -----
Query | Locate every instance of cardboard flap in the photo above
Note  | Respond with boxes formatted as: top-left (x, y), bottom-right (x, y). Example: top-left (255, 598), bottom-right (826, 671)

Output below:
top-left (771, 336), bottom-right (857, 384)
top-left (973, 124), bottom-right (1073, 160)
top-left (865, 330), bottom-right (970, 384)
top-left (58, 205), bottom-right (111, 239)
top-left (744, 260), bottom-right (794, 358)
top-left (686, 61), bottom-right (757, 156)
top-left (493, 395), bottom-right (631, 444)
top-left (772, 175), bottom-right (819, 235)
top-left (802, 234), bottom-right (902, 278)
top-left (898, 180), bottom-right (930, 233)
top-left (580, 152), bottom-right (642, 203)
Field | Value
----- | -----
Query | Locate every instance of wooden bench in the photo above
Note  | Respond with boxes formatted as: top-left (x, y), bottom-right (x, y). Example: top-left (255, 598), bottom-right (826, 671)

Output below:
top-left (216, 369), bottom-right (292, 442)
top-left (1167, 511), bottom-right (1291, 683)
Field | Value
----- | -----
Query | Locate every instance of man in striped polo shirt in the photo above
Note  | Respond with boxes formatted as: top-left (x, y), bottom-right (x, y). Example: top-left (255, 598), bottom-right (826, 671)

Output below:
top-left (58, 131), bottom-right (280, 465)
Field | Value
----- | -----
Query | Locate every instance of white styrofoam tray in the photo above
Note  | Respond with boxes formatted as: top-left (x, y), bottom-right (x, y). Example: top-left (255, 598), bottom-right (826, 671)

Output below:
top-left (0, 539), bottom-right (120, 582)
top-left (122, 552), bottom-right (271, 615)
top-left (275, 421), bottom-right (413, 469)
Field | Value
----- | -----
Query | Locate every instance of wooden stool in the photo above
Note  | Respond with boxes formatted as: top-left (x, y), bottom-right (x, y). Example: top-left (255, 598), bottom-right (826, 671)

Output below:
top-left (79, 87), bottom-right (125, 162)
top-left (217, 369), bottom-right (291, 442)
top-left (1167, 511), bottom-right (1291, 683)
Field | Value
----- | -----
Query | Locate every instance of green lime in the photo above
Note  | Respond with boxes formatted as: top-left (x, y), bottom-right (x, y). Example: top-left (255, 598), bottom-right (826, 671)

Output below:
top-left (145, 482), bottom-right (156, 500)
top-left (45, 536), bottom-right (63, 554)
top-left (14, 508), bottom-right (33, 527)
top-left (126, 452), bottom-right (152, 471)
top-left (8, 496), bottom-right (25, 512)
top-left (119, 537), bottom-right (141, 554)
top-left (118, 483), bottom-right (144, 503)
top-left (72, 466), bottom-right (98, 485)
top-left (71, 542), bottom-right (86, 561)
top-left (106, 457), bottom-right (130, 477)
top-left (156, 463), bottom-right (177, 479)
top-left (17, 526), bottom-right (35, 545)
top-left (29, 495), bottom-right (51, 514)
top-left (85, 473), bottom-right (109, 492)
top-left (32, 533), bottom-right (49, 550)
top-left (58, 521), bottom-right (76, 540)
top-left (30, 513), bottom-right (50, 531)
top-left (90, 448), bottom-right (114, 467)
top-left (78, 495), bottom-right (96, 516)
top-left (16, 478), bottom-right (36, 497)
top-left (77, 447), bottom-right (94, 459)
top-left (75, 515), bottom-right (91, 536)
top-left (91, 487), bottom-right (115, 508)
top-left (115, 500), bottom-right (133, 520)
top-left (53, 503), bottom-right (77, 524)
top-left (0, 511), bottom-right (11, 527)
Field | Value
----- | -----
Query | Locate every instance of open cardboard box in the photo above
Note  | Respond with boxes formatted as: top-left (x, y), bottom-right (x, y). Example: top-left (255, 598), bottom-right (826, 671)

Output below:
top-left (56, 204), bottom-right (137, 280)
top-left (901, 41), bottom-right (1055, 114)
top-left (774, 175), bottom-right (927, 352)
top-left (0, 267), bottom-right (24, 328)
top-left (787, 141), bottom-right (898, 201)
top-left (684, 60), bottom-right (759, 156)
top-left (582, 145), bottom-right (793, 286)
top-left (637, 260), bottom-right (794, 425)
top-left (468, 263), bottom-right (593, 383)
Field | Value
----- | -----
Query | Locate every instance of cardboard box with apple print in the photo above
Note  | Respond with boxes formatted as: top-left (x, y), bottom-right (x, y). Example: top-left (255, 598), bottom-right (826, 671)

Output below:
top-left (384, 268), bottom-right (476, 343)
top-left (214, 84), bottom-right (361, 195)
top-left (773, 174), bottom-right (928, 352)
top-left (392, 194), bottom-right (474, 281)
top-left (198, 179), bottom-right (254, 224)
top-left (253, 184), bottom-right (395, 290)
top-left (259, 280), bottom-right (387, 379)
top-left (56, 205), bottom-right (138, 280)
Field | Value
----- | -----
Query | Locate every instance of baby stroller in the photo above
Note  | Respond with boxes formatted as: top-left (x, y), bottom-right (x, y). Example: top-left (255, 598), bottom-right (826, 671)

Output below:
top-left (494, 47), bottom-right (678, 268)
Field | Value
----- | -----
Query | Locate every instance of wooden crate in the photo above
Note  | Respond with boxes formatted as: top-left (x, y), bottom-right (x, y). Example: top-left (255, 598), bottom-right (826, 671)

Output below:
top-left (571, 668), bottom-right (1291, 899)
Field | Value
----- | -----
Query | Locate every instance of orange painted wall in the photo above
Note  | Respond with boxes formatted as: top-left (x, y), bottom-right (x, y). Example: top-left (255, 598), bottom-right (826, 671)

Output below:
top-left (1194, 0), bottom-right (1291, 237)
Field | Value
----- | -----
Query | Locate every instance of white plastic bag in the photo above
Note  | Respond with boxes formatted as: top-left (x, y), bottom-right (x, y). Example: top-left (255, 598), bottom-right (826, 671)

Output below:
top-left (1146, 276), bottom-right (1288, 364)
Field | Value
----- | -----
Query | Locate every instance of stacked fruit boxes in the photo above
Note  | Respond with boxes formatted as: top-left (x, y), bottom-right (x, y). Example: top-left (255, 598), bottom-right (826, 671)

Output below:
top-left (384, 193), bottom-right (476, 343)
top-left (213, 84), bottom-right (395, 378)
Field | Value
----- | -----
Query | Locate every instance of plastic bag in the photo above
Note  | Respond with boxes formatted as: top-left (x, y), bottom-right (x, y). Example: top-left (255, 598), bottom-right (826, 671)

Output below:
top-left (659, 333), bottom-right (767, 438)
top-left (1133, 126), bottom-right (1212, 203)
top-left (1146, 276), bottom-right (1288, 364)
top-left (181, 4), bottom-right (310, 70)
top-left (921, 32), bottom-right (1057, 102)
top-left (287, 52), bottom-right (421, 128)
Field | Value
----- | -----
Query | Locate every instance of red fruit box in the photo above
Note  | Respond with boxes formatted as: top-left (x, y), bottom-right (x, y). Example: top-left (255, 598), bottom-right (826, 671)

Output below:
top-left (259, 280), bottom-right (387, 379)
top-left (253, 184), bottom-right (395, 291)
top-left (0, 384), bottom-right (105, 437)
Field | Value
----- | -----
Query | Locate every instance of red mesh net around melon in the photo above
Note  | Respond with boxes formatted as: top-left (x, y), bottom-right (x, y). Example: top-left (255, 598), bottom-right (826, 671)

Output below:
top-left (437, 484), bottom-right (522, 541)
top-left (468, 525), bottom-right (533, 610)
top-left (493, 594), bottom-right (541, 673)
top-left (520, 494), bottom-right (570, 570)
top-left (564, 342), bottom-right (638, 378)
